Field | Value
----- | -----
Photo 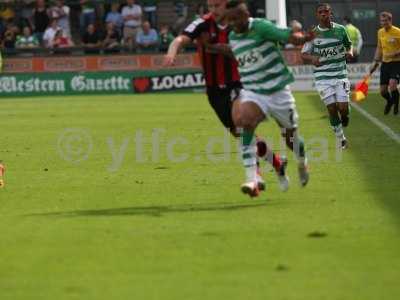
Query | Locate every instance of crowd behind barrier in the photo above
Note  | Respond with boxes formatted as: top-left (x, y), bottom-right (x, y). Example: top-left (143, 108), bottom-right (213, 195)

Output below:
top-left (0, 0), bottom-right (199, 55)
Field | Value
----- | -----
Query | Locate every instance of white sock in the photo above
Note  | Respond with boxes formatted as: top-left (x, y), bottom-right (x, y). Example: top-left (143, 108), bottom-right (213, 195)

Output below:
top-left (333, 124), bottom-right (345, 140)
top-left (241, 132), bottom-right (257, 182)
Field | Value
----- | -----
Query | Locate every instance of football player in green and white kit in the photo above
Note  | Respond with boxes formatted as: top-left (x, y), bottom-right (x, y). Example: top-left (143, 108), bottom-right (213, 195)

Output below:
top-left (226, 0), bottom-right (313, 197)
top-left (301, 3), bottom-right (353, 149)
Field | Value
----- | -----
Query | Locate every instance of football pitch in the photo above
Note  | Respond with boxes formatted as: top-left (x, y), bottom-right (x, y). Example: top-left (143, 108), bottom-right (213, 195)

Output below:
top-left (0, 92), bottom-right (399, 299)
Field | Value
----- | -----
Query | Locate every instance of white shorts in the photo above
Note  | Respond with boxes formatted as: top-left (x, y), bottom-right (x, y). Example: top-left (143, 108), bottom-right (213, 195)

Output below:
top-left (238, 86), bottom-right (298, 129)
top-left (316, 79), bottom-right (350, 106)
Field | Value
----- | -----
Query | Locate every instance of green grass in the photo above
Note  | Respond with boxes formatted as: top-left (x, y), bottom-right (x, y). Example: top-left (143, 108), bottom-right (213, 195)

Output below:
top-left (0, 92), bottom-right (399, 300)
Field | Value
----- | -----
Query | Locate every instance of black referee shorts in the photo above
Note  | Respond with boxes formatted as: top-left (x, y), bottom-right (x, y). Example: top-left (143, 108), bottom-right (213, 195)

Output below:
top-left (206, 85), bottom-right (241, 132)
top-left (380, 61), bottom-right (400, 85)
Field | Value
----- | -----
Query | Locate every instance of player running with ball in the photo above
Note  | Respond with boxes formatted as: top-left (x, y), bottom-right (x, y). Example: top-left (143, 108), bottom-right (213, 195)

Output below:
top-left (164, 0), bottom-right (289, 193)
top-left (225, 0), bottom-right (312, 197)
top-left (301, 3), bottom-right (353, 149)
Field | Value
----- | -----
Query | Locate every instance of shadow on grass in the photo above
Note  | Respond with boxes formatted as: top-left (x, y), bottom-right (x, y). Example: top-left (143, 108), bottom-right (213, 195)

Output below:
top-left (307, 92), bottom-right (400, 226)
top-left (25, 201), bottom-right (270, 218)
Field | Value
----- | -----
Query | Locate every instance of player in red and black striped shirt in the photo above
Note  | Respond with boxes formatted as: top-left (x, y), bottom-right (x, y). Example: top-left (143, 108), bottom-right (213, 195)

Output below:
top-left (164, 0), bottom-right (288, 194)
top-left (165, 0), bottom-right (240, 135)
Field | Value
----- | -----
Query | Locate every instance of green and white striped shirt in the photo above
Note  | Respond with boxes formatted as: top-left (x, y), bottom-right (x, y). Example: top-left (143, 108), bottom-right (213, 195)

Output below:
top-left (229, 18), bottom-right (294, 95)
top-left (302, 22), bottom-right (351, 84)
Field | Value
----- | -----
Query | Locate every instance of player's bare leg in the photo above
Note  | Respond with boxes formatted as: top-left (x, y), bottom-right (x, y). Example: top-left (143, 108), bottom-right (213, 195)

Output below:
top-left (233, 101), bottom-right (265, 197)
top-left (338, 102), bottom-right (350, 127)
top-left (229, 125), bottom-right (266, 191)
top-left (327, 103), bottom-right (347, 149)
top-left (232, 100), bottom-right (286, 192)
top-left (338, 102), bottom-right (350, 149)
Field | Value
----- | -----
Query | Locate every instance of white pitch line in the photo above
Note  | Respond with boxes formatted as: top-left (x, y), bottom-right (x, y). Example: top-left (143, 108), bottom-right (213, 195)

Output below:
top-left (351, 102), bottom-right (400, 144)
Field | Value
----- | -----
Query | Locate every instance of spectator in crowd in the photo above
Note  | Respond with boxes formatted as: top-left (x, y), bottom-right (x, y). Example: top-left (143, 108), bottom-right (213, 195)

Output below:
top-left (2, 19), bottom-right (19, 37)
top-left (80, 0), bottom-right (96, 34)
top-left (0, 2), bottom-right (15, 36)
top-left (158, 24), bottom-right (174, 52)
top-left (122, 0), bottom-right (142, 50)
top-left (142, 0), bottom-right (157, 28)
top-left (136, 20), bottom-right (158, 52)
top-left (285, 20), bottom-right (305, 49)
top-left (82, 23), bottom-right (102, 54)
top-left (105, 3), bottom-right (123, 34)
top-left (15, 25), bottom-right (39, 49)
top-left (102, 22), bottom-right (120, 53)
top-left (19, 0), bottom-right (35, 29)
top-left (43, 19), bottom-right (60, 48)
top-left (48, 0), bottom-right (71, 37)
top-left (2, 25), bottom-right (17, 53)
top-left (52, 28), bottom-right (73, 53)
top-left (32, 0), bottom-right (49, 43)
top-left (172, 0), bottom-right (188, 35)
top-left (0, 3), bottom-right (15, 24)
top-left (343, 16), bottom-right (363, 63)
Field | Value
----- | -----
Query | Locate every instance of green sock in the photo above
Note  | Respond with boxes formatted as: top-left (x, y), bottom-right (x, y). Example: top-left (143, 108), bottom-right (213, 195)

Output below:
top-left (293, 134), bottom-right (306, 164)
top-left (329, 116), bottom-right (344, 139)
top-left (329, 115), bottom-right (341, 127)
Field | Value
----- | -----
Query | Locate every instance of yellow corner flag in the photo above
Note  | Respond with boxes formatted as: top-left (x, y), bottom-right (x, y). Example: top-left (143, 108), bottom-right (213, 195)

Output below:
top-left (352, 75), bottom-right (370, 102)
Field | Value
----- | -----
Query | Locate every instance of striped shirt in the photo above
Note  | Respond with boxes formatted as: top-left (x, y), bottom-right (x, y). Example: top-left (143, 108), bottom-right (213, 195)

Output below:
top-left (183, 13), bottom-right (240, 89)
top-left (302, 22), bottom-right (351, 84)
top-left (229, 18), bottom-right (294, 95)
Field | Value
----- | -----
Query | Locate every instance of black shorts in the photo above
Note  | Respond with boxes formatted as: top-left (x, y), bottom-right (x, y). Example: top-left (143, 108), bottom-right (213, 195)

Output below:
top-left (380, 61), bottom-right (400, 85)
top-left (206, 84), bottom-right (241, 131)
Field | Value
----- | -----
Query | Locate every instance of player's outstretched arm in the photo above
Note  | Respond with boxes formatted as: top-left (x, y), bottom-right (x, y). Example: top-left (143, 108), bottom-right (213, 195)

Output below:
top-left (164, 35), bottom-right (192, 66)
top-left (287, 29), bottom-right (315, 46)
